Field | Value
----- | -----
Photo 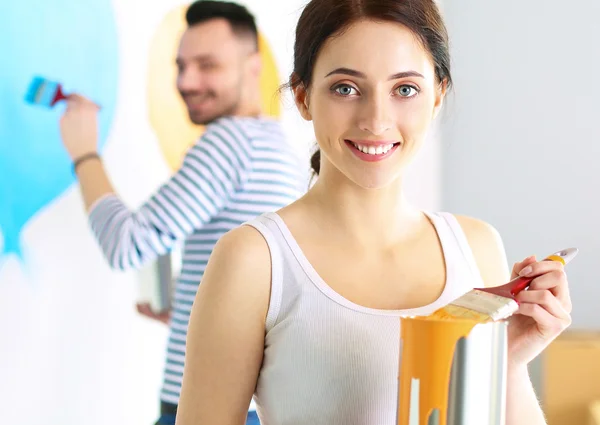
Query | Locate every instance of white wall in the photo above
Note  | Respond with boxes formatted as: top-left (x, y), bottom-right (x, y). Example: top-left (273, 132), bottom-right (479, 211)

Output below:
top-left (5, 1), bottom-right (592, 421)
top-left (439, 0), bottom-right (600, 330)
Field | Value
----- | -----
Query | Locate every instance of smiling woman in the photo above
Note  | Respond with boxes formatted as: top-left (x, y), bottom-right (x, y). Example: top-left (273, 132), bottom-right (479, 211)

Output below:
top-left (293, 19), bottom-right (447, 190)
top-left (292, 14), bottom-right (450, 186)
top-left (176, 0), bottom-right (575, 424)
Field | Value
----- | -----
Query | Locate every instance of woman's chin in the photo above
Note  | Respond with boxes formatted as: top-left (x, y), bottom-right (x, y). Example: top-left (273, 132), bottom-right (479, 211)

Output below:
top-left (346, 170), bottom-right (403, 190)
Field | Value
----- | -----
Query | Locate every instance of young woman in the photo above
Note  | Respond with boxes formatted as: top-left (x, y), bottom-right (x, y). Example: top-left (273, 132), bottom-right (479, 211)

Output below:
top-left (176, 0), bottom-right (573, 423)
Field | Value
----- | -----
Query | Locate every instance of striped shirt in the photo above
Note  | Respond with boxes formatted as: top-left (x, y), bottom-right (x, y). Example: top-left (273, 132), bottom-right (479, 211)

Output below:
top-left (88, 116), bottom-right (307, 406)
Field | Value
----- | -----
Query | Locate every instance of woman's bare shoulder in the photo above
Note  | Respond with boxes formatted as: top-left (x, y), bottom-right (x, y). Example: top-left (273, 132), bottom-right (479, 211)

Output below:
top-left (212, 223), bottom-right (272, 269)
top-left (454, 214), bottom-right (511, 287)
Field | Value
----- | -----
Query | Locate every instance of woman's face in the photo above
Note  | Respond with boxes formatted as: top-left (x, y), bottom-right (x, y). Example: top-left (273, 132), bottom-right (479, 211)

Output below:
top-left (295, 19), bottom-right (446, 189)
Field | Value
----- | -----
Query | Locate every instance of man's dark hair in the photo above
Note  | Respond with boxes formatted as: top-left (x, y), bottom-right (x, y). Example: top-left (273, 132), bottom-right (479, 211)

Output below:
top-left (186, 1), bottom-right (259, 50)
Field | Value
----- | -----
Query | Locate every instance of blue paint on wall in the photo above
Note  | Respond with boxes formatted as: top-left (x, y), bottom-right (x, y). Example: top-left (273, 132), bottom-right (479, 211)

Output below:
top-left (0, 0), bottom-right (119, 259)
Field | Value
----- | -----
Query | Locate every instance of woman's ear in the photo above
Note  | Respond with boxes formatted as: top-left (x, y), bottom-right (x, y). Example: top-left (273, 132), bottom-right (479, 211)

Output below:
top-left (292, 75), bottom-right (312, 121)
top-left (432, 79), bottom-right (448, 120)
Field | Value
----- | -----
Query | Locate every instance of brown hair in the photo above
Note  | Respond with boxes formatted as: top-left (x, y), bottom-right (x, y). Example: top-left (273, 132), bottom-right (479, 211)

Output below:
top-left (186, 0), bottom-right (259, 51)
top-left (289, 0), bottom-right (453, 175)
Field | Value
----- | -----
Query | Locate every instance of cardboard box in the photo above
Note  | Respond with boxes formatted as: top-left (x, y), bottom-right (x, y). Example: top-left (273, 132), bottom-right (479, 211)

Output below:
top-left (589, 400), bottom-right (600, 425)
top-left (543, 331), bottom-right (600, 425)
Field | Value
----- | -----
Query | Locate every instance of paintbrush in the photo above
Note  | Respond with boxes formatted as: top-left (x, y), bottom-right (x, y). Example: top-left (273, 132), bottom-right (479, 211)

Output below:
top-left (24, 76), bottom-right (68, 108)
top-left (428, 247), bottom-right (579, 323)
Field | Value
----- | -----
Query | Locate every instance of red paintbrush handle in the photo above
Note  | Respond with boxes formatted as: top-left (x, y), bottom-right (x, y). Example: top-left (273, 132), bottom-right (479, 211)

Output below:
top-left (52, 84), bottom-right (68, 105)
top-left (481, 275), bottom-right (534, 299)
top-left (507, 275), bottom-right (535, 296)
top-left (478, 247), bottom-right (578, 301)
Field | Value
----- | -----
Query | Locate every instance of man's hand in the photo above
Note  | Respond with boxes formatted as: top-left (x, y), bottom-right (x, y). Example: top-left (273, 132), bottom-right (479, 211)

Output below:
top-left (136, 302), bottom-right (171, 325)
top-left (59, 94), bottom-right (100, 161)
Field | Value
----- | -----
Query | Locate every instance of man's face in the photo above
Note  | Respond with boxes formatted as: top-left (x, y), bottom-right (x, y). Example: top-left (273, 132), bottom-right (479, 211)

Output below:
top-left (176, 19), bottom-right (253, 124)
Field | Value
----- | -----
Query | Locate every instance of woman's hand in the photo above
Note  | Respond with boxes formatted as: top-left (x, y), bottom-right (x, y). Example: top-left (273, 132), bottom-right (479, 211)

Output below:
top-left (506, 255), bottom-right (572, 368)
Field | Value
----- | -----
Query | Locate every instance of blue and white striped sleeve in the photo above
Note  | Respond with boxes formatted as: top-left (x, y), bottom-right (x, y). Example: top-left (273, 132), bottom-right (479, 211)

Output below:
top-left (88, 119), bottom-right (253, 271)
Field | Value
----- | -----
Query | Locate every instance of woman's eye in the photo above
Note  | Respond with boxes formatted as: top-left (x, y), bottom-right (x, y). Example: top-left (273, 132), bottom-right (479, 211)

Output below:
top-left (396, 85), bottom-right (419, 97)
top-left (334, 85), bottom-right (358, 96)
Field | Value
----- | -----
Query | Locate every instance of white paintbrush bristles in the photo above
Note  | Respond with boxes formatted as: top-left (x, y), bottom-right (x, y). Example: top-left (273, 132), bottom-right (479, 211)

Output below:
top-left (450, 290), bottom-right (520, 321)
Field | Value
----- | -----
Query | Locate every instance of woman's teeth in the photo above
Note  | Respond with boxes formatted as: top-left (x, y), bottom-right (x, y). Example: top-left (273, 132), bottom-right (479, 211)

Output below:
top-left (351, 142), bottom-right (395, 155)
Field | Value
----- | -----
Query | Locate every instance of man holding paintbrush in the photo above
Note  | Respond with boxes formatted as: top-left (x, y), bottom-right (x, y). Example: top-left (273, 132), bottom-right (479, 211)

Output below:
top-left (58, 1), bottom-right (306, 424)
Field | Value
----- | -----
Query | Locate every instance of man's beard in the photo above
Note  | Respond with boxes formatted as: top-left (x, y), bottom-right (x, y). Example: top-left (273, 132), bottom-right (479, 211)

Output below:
top-left (181, 90), bottom-right (241, 125)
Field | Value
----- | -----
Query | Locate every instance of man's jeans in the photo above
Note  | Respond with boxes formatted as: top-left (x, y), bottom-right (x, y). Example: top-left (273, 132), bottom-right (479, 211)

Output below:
top-left (155, 401), bottom-right (260, 425)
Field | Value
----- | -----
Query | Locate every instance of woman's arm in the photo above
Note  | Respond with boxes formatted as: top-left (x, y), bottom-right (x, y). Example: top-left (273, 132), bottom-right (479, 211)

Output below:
top-left (176, 225), bottom-right (272, 425)
top-left (458, 215), bottom-right (560, 425)
top-left (505, 365), bottom-right (547, 424)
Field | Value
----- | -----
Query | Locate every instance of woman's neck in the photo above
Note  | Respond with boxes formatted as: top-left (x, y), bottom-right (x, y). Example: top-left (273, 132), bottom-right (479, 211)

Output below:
top-left (305, 170), bottom-right (423, 249)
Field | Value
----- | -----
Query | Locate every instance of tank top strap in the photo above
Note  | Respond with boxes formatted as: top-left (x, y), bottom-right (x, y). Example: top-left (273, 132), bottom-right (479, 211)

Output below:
top-left (243, 213), bottom-right (286, 331)
top-left (425, 211), bottom-right (485, 289)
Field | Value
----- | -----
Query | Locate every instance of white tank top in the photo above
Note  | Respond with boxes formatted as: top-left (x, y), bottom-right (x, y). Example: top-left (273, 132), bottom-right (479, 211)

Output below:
top-left (245, 211), bottom-right (484, 425)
